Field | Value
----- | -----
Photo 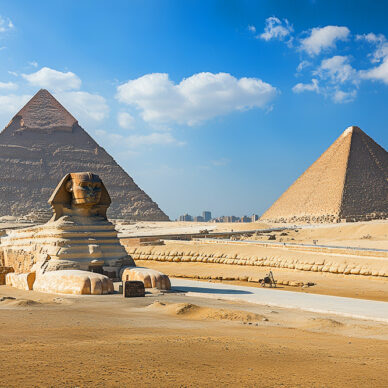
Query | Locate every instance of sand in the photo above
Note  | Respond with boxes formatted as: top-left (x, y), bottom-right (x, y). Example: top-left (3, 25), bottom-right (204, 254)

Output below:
top-left (1, 219), bottom-right (387, 386)
top-left (247, 220), bottom-right (388, 249)
top-left (136, 260), bottom-right (388, 302)
top-left (0, 285), bottom-right (387, 387)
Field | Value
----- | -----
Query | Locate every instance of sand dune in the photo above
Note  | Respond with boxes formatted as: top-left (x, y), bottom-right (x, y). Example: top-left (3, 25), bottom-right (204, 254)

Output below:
top-left (147, 301), bottom-right (265, 322)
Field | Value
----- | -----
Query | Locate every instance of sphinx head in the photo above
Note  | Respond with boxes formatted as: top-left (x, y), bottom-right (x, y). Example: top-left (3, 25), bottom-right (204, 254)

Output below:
top-left (66, 173), bottom-right (102, 206)
top-left (48, 172), bottom-right (111, 220)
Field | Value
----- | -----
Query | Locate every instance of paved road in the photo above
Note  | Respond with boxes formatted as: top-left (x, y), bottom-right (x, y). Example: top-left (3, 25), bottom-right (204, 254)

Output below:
top-left (171, 278), bottom-right (388, 323)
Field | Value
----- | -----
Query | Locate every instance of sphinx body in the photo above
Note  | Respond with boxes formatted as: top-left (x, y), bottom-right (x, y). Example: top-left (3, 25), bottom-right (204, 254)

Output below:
top-left (1, 172), bottom-right (170, 294)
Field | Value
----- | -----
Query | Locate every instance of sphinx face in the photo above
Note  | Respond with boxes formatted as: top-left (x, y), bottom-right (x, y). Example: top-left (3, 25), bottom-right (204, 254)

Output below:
top-left (68, 178), bottom-right (102, 206)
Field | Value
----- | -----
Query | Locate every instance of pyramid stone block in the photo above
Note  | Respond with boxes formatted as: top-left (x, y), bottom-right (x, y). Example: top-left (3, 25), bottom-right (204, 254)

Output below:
top-left (261, 126), bottom-right (388, 223)
top-left (0, 89), bottom-right (168, 221)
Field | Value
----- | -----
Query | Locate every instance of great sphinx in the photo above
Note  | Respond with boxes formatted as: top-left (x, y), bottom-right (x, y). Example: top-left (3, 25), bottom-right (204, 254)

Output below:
top-left (0, 172), bottom-right (170, 294)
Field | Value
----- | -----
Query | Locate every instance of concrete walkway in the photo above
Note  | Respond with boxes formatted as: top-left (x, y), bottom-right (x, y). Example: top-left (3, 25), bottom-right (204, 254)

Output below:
top-left (171, 278), bottom-right (388, 323)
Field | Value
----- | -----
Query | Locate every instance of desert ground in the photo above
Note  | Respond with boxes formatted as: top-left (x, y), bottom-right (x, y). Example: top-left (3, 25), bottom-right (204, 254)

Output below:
top-left (115, 219), bottom-right (388, 249)
top-left (1, 283), bottom-right (388, 388)
top-left (1, 219), bottom-right (387, 387)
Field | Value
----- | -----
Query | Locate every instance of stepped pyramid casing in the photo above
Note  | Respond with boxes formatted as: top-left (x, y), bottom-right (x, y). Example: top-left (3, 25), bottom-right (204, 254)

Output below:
top-left (261, 126), bottom-right (388, 223)
top-left (0, 89), bottom-right (169, 221)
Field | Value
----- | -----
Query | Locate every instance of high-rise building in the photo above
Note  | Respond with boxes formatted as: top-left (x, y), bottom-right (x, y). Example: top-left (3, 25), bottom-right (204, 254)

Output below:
top-left (202, 211), bottom-right (211, 222)
top-left (251, 214), bottom-right (259, 222)
top-left (194, 216), bottom-right (204, 222)
top-left (179, 213), bottom-right (193, 221)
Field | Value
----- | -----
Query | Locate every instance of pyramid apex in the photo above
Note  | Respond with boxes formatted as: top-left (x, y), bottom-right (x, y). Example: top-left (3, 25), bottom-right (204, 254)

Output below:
top-left (12, 88), bottom-right (77, 132)
top-left (342, 126), bottom-right (363, 137)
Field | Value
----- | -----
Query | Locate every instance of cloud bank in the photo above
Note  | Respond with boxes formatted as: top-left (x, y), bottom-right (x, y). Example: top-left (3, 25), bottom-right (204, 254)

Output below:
top-left (300, 26), bottom-right (350, 56)
top-left (116, 72), bottom-right (277, 125)
top-left (22, 67), bottom-right (81, 91)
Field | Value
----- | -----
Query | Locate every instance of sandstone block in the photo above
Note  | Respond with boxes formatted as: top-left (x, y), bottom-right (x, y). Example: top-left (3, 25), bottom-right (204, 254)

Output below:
top-left (123, 281), bottom-right (145, 297)
top-left (0, 267), bottom-right (14, 285)
top-left (122, 267), bottom-right (171, 290)
top-left (33, 270), bottom-right (113, 295)
top-left (6, 272), bottom-right (36, 290)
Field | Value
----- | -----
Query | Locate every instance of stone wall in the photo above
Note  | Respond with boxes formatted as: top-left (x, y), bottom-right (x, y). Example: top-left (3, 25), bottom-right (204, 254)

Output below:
top-left (1, 248), bottom-right (35, 274)
top-left (125, 245), bottom-right (388, 278)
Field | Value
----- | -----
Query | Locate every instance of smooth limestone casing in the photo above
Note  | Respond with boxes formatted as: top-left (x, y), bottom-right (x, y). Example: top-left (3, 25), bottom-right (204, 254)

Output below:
top-left (122, 267), bottom-right (171, 290)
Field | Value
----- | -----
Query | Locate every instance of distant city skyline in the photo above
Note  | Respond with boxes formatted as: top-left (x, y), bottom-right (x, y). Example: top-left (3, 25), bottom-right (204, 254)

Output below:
top-left (0, 1), bottom-right (387, 219)
top-left (178, 210), bottom-right (260, 222)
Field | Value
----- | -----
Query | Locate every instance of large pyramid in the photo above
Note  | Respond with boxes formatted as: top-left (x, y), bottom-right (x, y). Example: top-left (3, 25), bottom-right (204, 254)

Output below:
top-left (0, 89), bottom-right (169, 221)
top-left (261, 126), bottom-right (388, 223)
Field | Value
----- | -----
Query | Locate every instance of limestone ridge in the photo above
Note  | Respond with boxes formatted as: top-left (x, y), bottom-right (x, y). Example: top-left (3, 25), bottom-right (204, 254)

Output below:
top-left (261, 126), bottom-right (388, 223)
top-left (0, 89), bottom-right (169, 221)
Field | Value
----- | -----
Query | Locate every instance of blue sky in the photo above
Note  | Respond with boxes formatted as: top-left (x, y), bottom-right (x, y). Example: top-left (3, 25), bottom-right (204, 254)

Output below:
top-left (0, 0), bottom-right (387, 219)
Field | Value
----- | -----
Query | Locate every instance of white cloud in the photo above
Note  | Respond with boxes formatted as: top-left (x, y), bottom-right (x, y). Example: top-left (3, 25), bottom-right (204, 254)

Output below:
top-left (260, 16), bottom-right (293, 43)
top-left (22, 67), bottom-right (81, 91)
top-left (296, 60), bottom-right (311, 72)
top-left (360, 57), bottom-right (388, 85)
top-left (0, 15), bottom-right (14, 33)
top-left (300, 26), bottom-right (350, 56)
top-left (0, 94), bottom-right (31, 115)
top-left (333, 89), bottom-right (356, 103)
top-left (128, 132), bottom-right (185, 147)
top-left (316, 55), bottom-right (357, 84)
top-left (292, 78), bottom-right (319, 93)
top-left (294, 56), bottom-right (357, 102)
top-left (96, 129), bottom-right (184, 148)
top-left (117, 111), bottom-right (135, 129)
top-left (116, 72), bottom-right (277, 125)
top-left (55, 91), bottom-right (109, 122)
top-left (28, 61), bottom-right (38, 68)
top-left (0, 81), bottom-right (17, 90)
top-left (247, 25), bottom-right (256, 33)
top-left (356, 32), bottom-right (388, 63)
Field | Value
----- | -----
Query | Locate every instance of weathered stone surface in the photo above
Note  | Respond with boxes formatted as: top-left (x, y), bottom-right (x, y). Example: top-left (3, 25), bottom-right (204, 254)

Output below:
top-left (1, 172), bottom-right (170, 294)
top-left (261, 126), bottom-right (388, 223)
top-left (123, 281), bottom-right (145, 297)
top-left (127, 243), bottom-right (388, 278)
top-left (1, 172), bottom-right (135, 275)
top-left (122, 267), bottom-right (171, 290)
top-left (33, 270), bottom-right (113, 295)
top-left (0, 266), bottom-right (14, 285)
top-left (0, 89), bottom-right (168, 221)
top-left (6, 272), bottom-right (36, 290)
